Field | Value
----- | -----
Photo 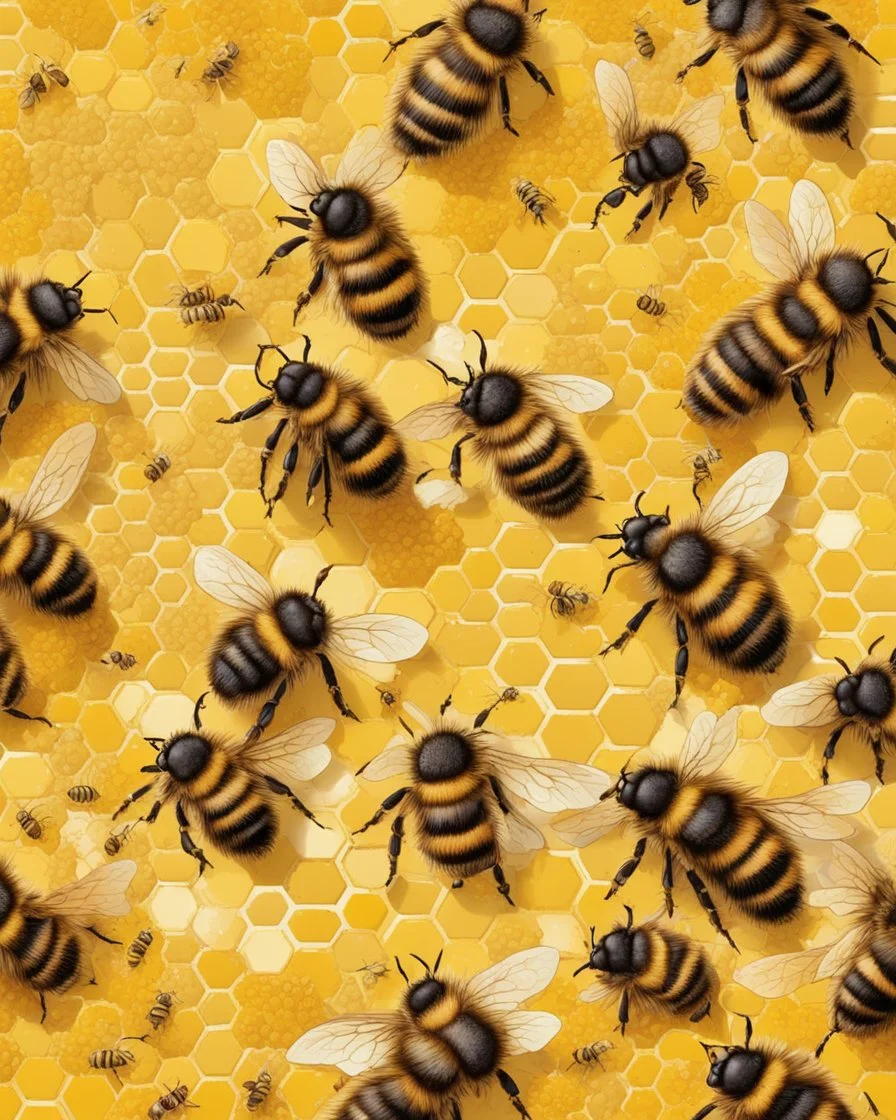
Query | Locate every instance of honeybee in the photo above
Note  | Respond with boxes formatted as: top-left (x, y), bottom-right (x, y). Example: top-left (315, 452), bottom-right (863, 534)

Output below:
top-left (684, 184), bottom-right (896, 432)
top-left (384, 1), bottom-right (553, 157)
top-left (590, 62), bottom-right (723, 237)
top-left (514, 178), bottom-right (554, 225)
top-left (0, 271), bottom-right (119, 441)
top-left (18, 68), bottom-right (47, 110)
top-left (735, 841), bottom-right (896, 1056)
top-left (148, 1082), bottom-right (196, 1118)
top-left (354, 960), bottom-right (390, 987)
top-left (243, 1068), bottom-right (272, 1111)
top-left (146, 990), bottom-right (177, 1031)
top-left (217, 337), bottom-right (407, 523)
top-left (88, 1035), bottom-right (148, 1086)
top-left (686, 444), bottom-right (722, 509)
top-left (0, 857), bottom-right (136, 1020)
top-left (354, 694), bottom-right (607, 903)
top-left (377, 685), bottom-right (400, 710)
top-left (636, 285), bottom-right (666, 318)
top-left (597, 452), bottom-right (791, 703)
top-left (288, 947), bottom-right (561, 1120)
top-left (634, 12), bottom-right (656, 59)
top-left (174, 283), bottom-right (243, 325)
top-left (676, 0), bottom-right (878, 147)
top-left (547, 581), bottom-right (593, 619)
top-left (555, 708), bottom-right (871, 949)
top-left (112, 693), bottom-right (336, 877)
top-left (136, 3), bottom-right (165, 27)
top-left (568, 1039), bottom-right (613, 1070)
top-left (126, 928), bottom-right (153, 967)
top-left (103, 650), bottom-right (138, 669)
top-left (396, 329), bottom-right (612, 520)
top-left (16, 806), bottom-right (48, 840)
top-left (202, 41), bottom-right (239, 89)
top-left (142, 451), bottom-right (171, 484)
top-left (263, 127), bottom-right (426, 337)
top-left (38, 58), bottom-right (69, 89)
top-left (67, 784), bottom-right (100, 804)
top-left (194, 545), bottom-right (428, 731)
top-left (575, 905), bottom-right (717, 1033)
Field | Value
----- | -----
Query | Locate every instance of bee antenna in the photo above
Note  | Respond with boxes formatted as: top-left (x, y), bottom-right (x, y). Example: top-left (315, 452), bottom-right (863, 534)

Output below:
top-left (593, 532), bottom-right (623, 541)
top-left (868, 635), bottom-right (885, 655)
top-left (143, 737), bottom-right (165, 750)
top-left (834, 657), bottom-right (852, 675)
top-left (589, 925), bottom-right (597, 950)
top-left (633, 491), bottom-right (646, 516)
top-left (394, 957), bottom-right (410, 985)
top-left (602, 561), bottom-right (638, 594)
top-left (71, 270), bottom-right (91, 289)
top-left (426, 359), bottom-right (467, 389)
top-left (471, 329), bottom-right (488, 372)
top-left (464, 361), bottom-right (477, 386)
top-left (572, 960), bottom-right (592, 977)
top-left (82, 305), bottom-right (119, 325)
top-left (409, 953), bottom-right (431, 974)
top-left (733, 1011), bottom-right (753, 1049)
top-left (623, 904), bottom-right (634, 929)
top-left (664, 504), bottom-right (670, 519)
top-left (433, 949), bottom-right (443, 974)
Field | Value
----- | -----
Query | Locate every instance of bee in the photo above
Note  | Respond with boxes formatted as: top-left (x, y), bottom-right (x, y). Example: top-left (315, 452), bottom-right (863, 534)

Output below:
top-left (112, 692), bottom-right (336, 878)
top-left (396, 329), bottom-right (612, 521)
top-left (555, 708), bottom-right (871, 949)
top-left (18, 68), bottom-right (47, 110)
top-left (676, 0), bottom-right (878, 147)
top-left (0, 857), bottom-right (136, 1021)
top-left (547, 581), bottom-right (593, 619)
top-left (354, 960), bottom-right (390, 987)
top-left (146, 990), bottom-right (177, 1031)
top-left (596, 452), bottom-right (792, 703)
top-left (126, 928), bottom-right (153, 967)
top-left (143, 452), bottom-right (171, 484)
top-left (38, 58), bottom-right (69, 89)
top-left (67, 784), bottom-right (100, 804)
top-left (574, 905), bottom-right (717, 1033)
top-left (736, 841), bottom-right (896, 1056)
top-left (262, 127), bottom-right (425, 337)
top-left (377, 685), bottom-right (400, 709)
top-left (513, 177), bottom-right (554, 225)
top-left (174, 283), bottom-right (244, 325)
top-left (88, 1035), bottom-right (148, 1087)
top-left (148, 1082), bottom-right (197, 1118)
top-left (634, 13), bottom-right (656, 59)
top-left (15, 806), bottom-right (48, 840)
top-left (683, 183), bottom-right (896, 433)
top-left (568, 1040), bottom-right (614, 1070)
top-left (288, 947), bottom-right (561, 1120)
top-left (202, 40), bottom-right (239, 89)
top-left (193, 546), bottom-right (428, 731)
top-left (136, 3), bottom-right (165, 27)
top-left (103, 650), bottom-right (138, 670)
top-left (0, 270), bottom-right (119, 442)
top-left (354, 694), bottom-right (607, 902)
top-left (243, 1068), bottom-right (272, 1111)
top-left (217, 337), bottom-right (407, 523)
top-left (636, 285), bottom-right (666, 318)
top-left (384, 1), bottom-right (553, 157)
top-left (590, 61), bottom-right (723, 237)
top-left (686, 444), bottom-right (722, 509)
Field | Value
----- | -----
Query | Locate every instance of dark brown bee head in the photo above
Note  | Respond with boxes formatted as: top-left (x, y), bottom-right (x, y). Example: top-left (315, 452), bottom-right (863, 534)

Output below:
top-left (310, 189), bottom-right (370, 239)
top-left (464, 2), bottom-right (526, 56)
top-left (155, 733), bottom-right (211, 783)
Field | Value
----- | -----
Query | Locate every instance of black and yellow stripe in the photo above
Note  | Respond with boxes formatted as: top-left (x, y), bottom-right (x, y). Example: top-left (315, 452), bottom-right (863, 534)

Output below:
top-left (415, 772), bottom-right (499, 879)
top-left (210, 619), bottom-right (284, 702)
top-left (183, 744), bottom-right (277, 858)
top-left (634, 926), bottom-right (713, 1019)
top-left (737, 1047), bottom-right (853, 1120)
top-left (0, 909), bottom-right (82, 994)
top-left (832, 938), bottom-right (896, 1036)
top-left (0, 618), bottom-right (26, 711)
top-left (0, 501), bottom-right (96, 617)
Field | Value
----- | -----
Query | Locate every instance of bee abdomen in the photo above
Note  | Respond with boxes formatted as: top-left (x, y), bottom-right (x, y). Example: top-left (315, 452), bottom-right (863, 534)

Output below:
top-left (329, 414), bottom-right (406, 496)
top-left (709, 815), bottom-right (803, 923)
top-left (211, 623), bottom-right (281, 700)
top-left (684, 318), bottom-right (788, 425)
top-left (207, 799), bottom-right (277, 857)
top-left (775, 56), bottom-right (851, 135)
top-left (16, 916), bottom-right (81, 992)
top-left (391, 48), bottom-right (493, 157)
top-left (497, 418), bottom-right (591, 520)
top-left (338, 1076), bottom-right (430, 1120)
top-left (0, 640), bottom-right (26, 709)
top-left (0, 312), bottom-right (23, 367)
top-left (15, 531), bottom-right (97, 616)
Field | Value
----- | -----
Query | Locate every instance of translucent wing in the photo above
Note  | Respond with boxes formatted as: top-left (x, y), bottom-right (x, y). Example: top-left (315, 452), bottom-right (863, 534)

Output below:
top-left (395, 401), bottom-right (461, 441)
top-left (808, 840), bottom-right (883, 914)
top-left (734, 945), bottom-right (831, 997)
top-left (579, 978), bottom-right (613, 1003)
top-left (357, 742), bottom-right (412, 781)
top-left (193, 545), bottom-right (272, 611)
top-left (414, 476), bottom-right (468, 510)
top-left (810, 885), bottom-right (871, 915)
top-left (763, 780), bottom-right (871, 840)
top-left (37, 335), bottom-right (121, 403)
top-left (240, 718), bottom-right (335, 785)
top-left (594, 61), bottom-right (640, 150)
top-left (673, 93), bottom-right (724, 155)
top-left (329, 614), bottom-right (428, 665)
top-left (818, 926), bottom-right (867, 978)
top-left (497, 805), bottom-right (545, 854)
top-left (761, 677), bottom-right (841, 728)
top-left (466, 947), bottom-right (560, 1011)
top-left (700, 451), bottom-right (789, 545)
top-left (680, 708), bottom-right (740, 784)
top-left (487, 745), bottom-right (612, 812)
top-left (17, 422), bottom-right (96, 523)
top-left (790, 179), bottom-right (836, 274)
top-left (266, 139), bottom-right (325, 208)
top-left (336, 127), bottom-right (407, 194)
top-left (42, 860), bottom-right (136, 921)
top-left (501, 1010), bottom-right (562, 1055)
top-left (286, 1014), bottom-right (397, 1074)
top-left (528, 375), bottom-right (613, 415)
top-left (744, 200), bottom-right (800, 281)
top-left (553, 800), bottom-right (628, 847)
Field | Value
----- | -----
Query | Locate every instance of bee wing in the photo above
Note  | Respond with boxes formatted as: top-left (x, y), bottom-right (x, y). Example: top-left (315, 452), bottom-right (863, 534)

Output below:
top-left (17, 422), bottom-right (96, 523)
top-left (672, 93), bottom-right (724, 155)
top-left (336, 126), bottom-right (407, 194)
top-left (37, 335), bottom-right (121, 403)
top-left (193, 545), bottom-right (272, 611)
top-left (42, 860), bottom-right (137, 922)
top-left (466, 947), bottom-right (560, 1011)
top-left (485, 744), bottom-right (613, 812)
top-left (357, 743), bottom-right (412, 781)
top-left (553, 800), bottom-right (628, 847)
top-left (328, 614), bottom-right (428, 664)
top-left (760, 676), bottom-right (841, 728)
top-left (240, 718), bottom-right (336, 785)
top-left (501, 1010), bottom-right (562, 1055)
top-left (744, 200), bottom-right (801, 281)
top-left (789, 179), bottom-right (836, 274)
top-left (414, 475), bottom-right (469, 510)
top-left (579, 978), bottom-right (614, 1003)
top-left (394, 401), bottom-right (461, 442)
top-left (594, 61), bottom-right (640, 150)
top-left (699, 451), bottom-right (789, 545)
top-left (528, 374), bottom-right (613, 415)
top-left (497, 806), bottom-right (546, 854)
top-left (818, 925), bottom-right (868, 978)
top-left (734, 944), bottom-right (832, 997)
top-left (808, 840), bottom-right (883, 914)
top-left (762, 780), bottom-right (871, 841)
top-left (403, 702), bottom-right (433, 733)
top-left (266, 139), bottom-right (325, 208)
top-left (286, 1013), bottom-right (398, 1074)
top-left (679, 707), bottom-right (740, 785)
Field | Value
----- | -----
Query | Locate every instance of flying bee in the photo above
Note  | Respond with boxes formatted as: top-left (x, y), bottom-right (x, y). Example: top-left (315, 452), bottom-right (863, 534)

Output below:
top-left (590, 61), bottom-right (723, 237)
top-left (636, 285), bottom-right (666, 318)
top-left (547, 580), bottom-right (593, 619)
top-left (354, 960), bottom-right (390, 987)
top-left (634, 12), bottom-right (656, 59)
top-left (0, 857), bottom-right (136, 1020)
top-left (555, 708), bottom-right (871, 949)
top-left (243, 1068), bottom-right (272, 1111)
top-left (685, 444), bottom-right (723, 509)
top-left (126, 928), bottom-right (153, 968)
top-left (148, 1082), bottom-right (197, 1118)
top-left (596, 451), bottom-right (792, 702)
top-left (217, 337), bottom-right (407, 523)
top-left (136, 3), bottom-right (165, 27)
top-left (143, 452), bottom-right (171, 484)
top-left (88, 1035), bottom-right (148, 1087)
top-left (15, 806), bottom-right (48, 840)
top-left (173, 283), bottom-right (244, 325)
top-left (396, 328), bottom-right (613, 521)
top-left (354, 694), bottom-right (607, 902)
top-left (202, 40), bottom-right (239, 89)
top-left (146, 990), bottom-right (177, 1031)
top-left (112, 693), bottom-right (336, 878)
top-left (683, 184), bottom-right (896, 433)
top-left (68, 785), bottom-right (100, 804)
top-left (384, 0), bottom-right (553, 157)
top-left (568, 1040), bottom-right (613, 1070)
top-left (514, 178), bottom-right (554, 225)
top-left (194, 546), bottom-right (428, 732)
top-left (288, 947), bottom-right (561, 1120)
top-left (676, 0), bottom-right (878, 147)
top-left (262, 127), bottom-right (426, 337)
top-left (18, 68), bottom-right (47, 109)
top-left (103, 650), bottom-right (138, 670)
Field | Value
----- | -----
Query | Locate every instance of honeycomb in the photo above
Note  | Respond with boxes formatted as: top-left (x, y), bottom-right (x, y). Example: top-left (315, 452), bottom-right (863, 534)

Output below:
top-left (0, 0), bottom-right (893, 1117)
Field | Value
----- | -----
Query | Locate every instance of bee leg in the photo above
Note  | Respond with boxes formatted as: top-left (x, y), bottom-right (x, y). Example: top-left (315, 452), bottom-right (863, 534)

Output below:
top-left (193, 691), bottom-right (208, 730)
top-left (600, 599), bottom-right (658, 656)
top-left (662, 847), bottom-right (675, 917)
top-left (351, 787), bottom-right (408, 835)
top-left (175, 801), bottom-right (213, 875)
top-left (616, 988), bottom-right (630, 1036)
top-left (86, 926), bottom-right (121, 945)
top-left (450, 1102), bottom-right (463, 1120)
top-left (294, 263), bottom-right (325, 325)
top-left (675, 44), bottom-right (719, 83)
top-left (39, 992), bottom-right (48, 1023)
top-left (626, 197), bottom-right (654, 238)
top-left (735, 68), bottom-right (757, 144)
top-left (671, 615), bottom-right (689, 707)
top-left (217, 395), bottom-right (274, 425)
top-left (112, 781), bottom-right (155, 821)
top-left (449, 433), bottom-right (475, 482)
top-left (803, 8), bottom-right (881, 64)
top-left (316, 652), bottom-right (360, 721)
top-left (590, 184), bottom-right (639, 229)
top-left (0, 370), bottom-right (27, 444)
top-left (257, 235), bottom-right (309, 277)
top-left (789, 374), bottom-right (815, 431)
top-left (383, 18), bottom-right (446, 61)
top-left (474, 698), bottom-right (504, 729)
top-left (685, 868), bottom-right (738, 951)
top-left (385, 814), bottom-right (404, 886)
top-left (605, 837), bottom-right (646, 899)
top-left (689, 1105), bottom-right (717, 1120)
top-left (266, 439), bottom-right (299, 518)
top-left (866, 317), bottom-right (896, 375)
top-left (815, 1024), bottom-right (840, 1057)
top-left (111, 1067), bottom-right (124, 1088)
top-left (499, 76), bottom-right (520, 137)
top-left (259, 418), bottom-right (288, 504)
top-left (521, 58), bottom-right (554, 96)
top-left (689, 1000), bottom-right (711, 1023)
top-left (496, 1068), bottom-right (530, 1120)
top-left (824, 342), bottom-right (837, 395)
top-left (244, 679), bottom-right (289, 741)
top-left (264, 775), bottom-right (326, 829)
top-left (3, 707), bottom-right (51, 726)
top-left (306, 446), bottom-right (334, 527)
top-left (821, 723), bottom-right (847, 784)
top-left (142, 800), bottom-right (163, 825)
top-left (493, 864), bottom-right (514, 905)
top-left (871, 733), bottom-right (886, 784)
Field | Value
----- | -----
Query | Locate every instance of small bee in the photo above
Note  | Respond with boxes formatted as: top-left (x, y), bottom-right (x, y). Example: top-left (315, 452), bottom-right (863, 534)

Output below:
top-left (262, 128), bottom-right (426, 337)
top-left (202, 41), bottom-right (239, 89)
top-left (633, 12), bottom-right (656, 59)
top-left (575, 905), bottom-right (717, 1033)
top-left (556, 708), bottom-right (870, 949)
top-left (39, 58), bottom-right (69, 88)
top-left (384, 1), bottom-right (553, 156)
top-left (354, 960), bottom-right (390, 987)
top-left (148, 1082), bottom-right (197, 1118)
top-left (143, 452), bottom-right (171, 484)
top-left (127, 928), bottom-right (153, 967)
top-left (243, 1068), bottom-right (272, 1111)
top-left (18, 68), bottom-right (47, 110)
top-left (136, 3), bottom-right (166, 27)
top-left (0, 857), bottom-right (136, 1020)
top-left (67, 785), bottom-right (100, 804)
top-left (397, 329), bottom-right (612, 521)
top-left (289, 948), bottom-right (561, 1120)
top-left (146, 990), bottom-right (177, 1031)
top-left (591, 61), bottom-right (722, 237)
top-left (217, 337), bottom-right (407, 523)
top-left (113, 693), bottom-right (336, 878)
top-left (684, 184), bottom-right (896, 433)
top-left (686, 444), bottom-right (722, 509)
top-left (88, 1035), bottom-right (148, 1087)
top-left (568, 1040), bottom-right (614, 1070)
top-left (104, 824), bottom-right (135, 857)
top-left (15, 806), bottom-right (48, 840)
top-left (513, 178), bottom-right (554, 225)
top-left (547, 581), bottom-right (593, 619)
top-left (677, 0), bottom-right (877, 146)
top-left (174, 283), bottom-right (244, 325)
top-left (194, 546), bottom-right (428, 730)
top-left (355, 694), bottom-right (607, 902)
top-left (596, 452), bottom-right (792, 701)
top-left (636, 285), bottom-right (666, 318)
top-left (103, 650), bottom-right (138, 669)
top-left (377, 685), bottom-right (400, 710)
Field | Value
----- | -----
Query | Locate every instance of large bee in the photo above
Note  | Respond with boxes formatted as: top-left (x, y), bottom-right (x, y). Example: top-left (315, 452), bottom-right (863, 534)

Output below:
top-left (556, 709), bottom-right (870, 949)
top-left (597, 452), bottom-right (791, 702)
top-left (574, 905), bottom-right (717, 1034)
top-left (384, 1), bottom-right (553, 157)
top-left (288, 947), bottom-right (561, 1120)
top-left (194, 546), bottom-right (428, 732)
top-left (112, 693), bottom-right (336, 877)
top-left (762, 638), bottom-right (896, 784)
top-left (217, 337), bottom-right (407, 522)
top-left (0, 271), bottom-right (119, 441)
top-left (676, 0), bottom-right (878, 147)
top-left (354, 694), bottom-right (606, 903)
top-left (396, 328), bottom-right (612, 520)
top-left (262, 128), bottom-right (426, 338)
top-left (590, 62), bottom-right (723, 237)
top-left (684, 184), bottom-right (896, 432)
top-left (0, 857), bottom-right (136, 1021)
top-left (736, 841), bottom-right (896, 1055)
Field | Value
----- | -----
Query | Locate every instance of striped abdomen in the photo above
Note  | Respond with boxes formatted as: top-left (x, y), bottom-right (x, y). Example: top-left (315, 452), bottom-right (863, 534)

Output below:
top-left (4, 913), bottom-right (82, 993)
top-left (210, 620), bottom-right (284, 703)
top-left (415, 775), bottom-right (499, 879)
top-left (327, 395), bottom-right (406, 498)
top-left (332, 1073), bottom-right (439, 1120)
top-left (831, 937), bottom-right (896, 1037)
top-left (0, 619), bottom-right (26, 710)
top-left (0, 504), bottom-right (96, 617)
top-left (190, 762), bottom-right (277, 858)
top-left (633, 928), bottom-right (713, 1019)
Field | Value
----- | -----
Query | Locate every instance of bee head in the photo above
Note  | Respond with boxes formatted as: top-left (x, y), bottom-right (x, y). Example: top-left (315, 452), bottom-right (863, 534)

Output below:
top-left (274, 361), bottom-right (324, 409)
top-left (617, 767), bottom-right (677, 818)
top-left (399, 951), bottom-right (446, 1016)
top-left (619, 492), bottom-right (670, 559)
top-left (464, 2), bottom-right (526, 57)
top-left (415, 730), bottom-right (474, 782)
top-left (156, 734), bottom-right (210, 783)
top-left (29, 278), bottom-right (85, 331)
top-left (576, 907), bottom-right (637, 977)
top-left (275, 593), bottom-right (327, 649)
top-left (310, 188), bottom-right (370, 239)
top-left (459, 370), bottom-right (522, 426)
top-left (703, 1045), bottom-right (765, 1096)
top-left (834, 645), bottom-right (894, 720)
